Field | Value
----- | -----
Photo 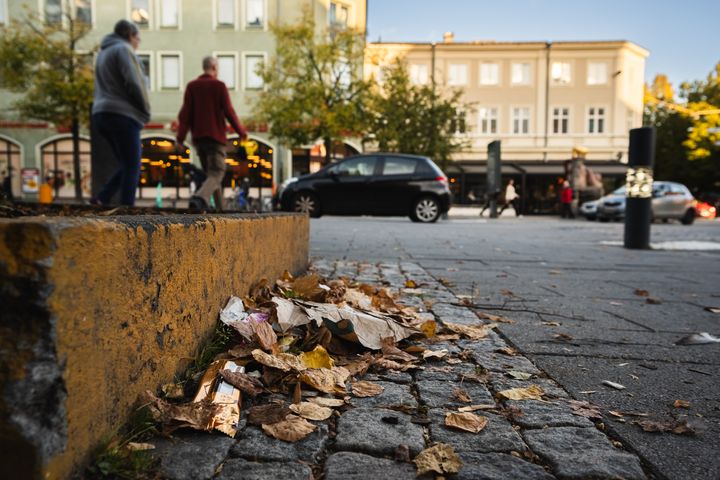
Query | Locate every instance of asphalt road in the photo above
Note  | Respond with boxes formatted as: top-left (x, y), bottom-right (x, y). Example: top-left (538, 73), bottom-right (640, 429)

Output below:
top-left (310, 214), bottom-right (720, 480)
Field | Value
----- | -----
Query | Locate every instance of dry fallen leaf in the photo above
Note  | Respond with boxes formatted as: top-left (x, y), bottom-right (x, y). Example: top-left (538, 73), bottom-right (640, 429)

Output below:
top-left (247, 403), bottom-right (290, 426)
top-left (704, 307), bottom-right (720, 314)
top-left (161, 383), bottom-right (185, 400)
top-left (423, 349), bottom-right (449, 360)
top-left (251, 320), bottom-right (277, 351)
top-left (262, 414), bottom-right (317, 442)
top-left (289, 402), bottom-right (333, 421)
top-left (420, 320), bottom-right (437, 338)
top-left (443, 322), bottom-right (495, 340)
top-left (381, 338), bottom-right (417, 362)
top-left (308, 397), bottom-right (346, 407)
top-left (634, 289), bottom-right (650, 297)
top-left (300, 345), bottom-right (335, 369)
top-left (673, 399), bottom-right (690, 409)
top-left (495, 347), bottom-right (518, 356)
top-left (300, 367), bottom-right (350, 395)
top-left (497, 385), bottom-right (544, 401)
top-left (452, 388), bottom-right (472, 403)
top-left (445, 412), bottom-right (489, 433)
top-left (541, 321), bottom-right (561, 327)
top-left (373, 357), bottom-right (419, 371)
top-left (635, 419), bottom-right (697, 436)
top-left (646, 298), bottom-right (662, 305)
top-left (602, 380), bottom-right (626, 390)
top-left (292, 274), bottom-right (327, 301)
top-left (252, 349), bottom-right (305, 372)
top-left (227, 344), bottom-right (255, 359)
top-left (219, 370), bottom-right (264, 397)
top-left (414, 443), bottom-right (462, 475)
top-left (568, 400), bottom-right (603, 420)
top-left (126, 442), bottom-right (155, 451)
top-left (553, 333), bottom-right (574, 342)
top-left (140, 391), bottom-right (222, 434)
top-left (477, 312), bottom-right (515, 324)
top-left (507, 370), bottom-right (533, 381)
top-left (351, 380), bottom-right (385, 398)
top-left (458, 404), bottom-right (496, 412)
top-left (405, 279), bottom-right (418, 288)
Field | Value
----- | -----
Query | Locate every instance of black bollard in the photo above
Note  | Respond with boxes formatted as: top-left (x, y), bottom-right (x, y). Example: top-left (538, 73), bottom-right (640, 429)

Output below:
top-left (487, 141), bottom-right (502, 219)
top-left (624, 127), bottom-right (655, 249)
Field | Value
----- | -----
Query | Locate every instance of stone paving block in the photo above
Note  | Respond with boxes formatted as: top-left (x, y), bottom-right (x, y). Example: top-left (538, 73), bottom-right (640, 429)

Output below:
top-left (432, 303), bottom-right (481, 325)
top-left (454, 452), bottom-right (556, 480)
top-left (421, 290), bottom-right (458, 303)
top-left (472, 351), bottom-right (543, 375)
top-left (324, 452), bottom-right (416, 480)
top-left (522, 427), bottom-right (645, 480)
top-left (415, 363), bottom-right (477, 382)
top-left (489, 377), bottom-right (569, 399)
top-left (151, 432), bottom-right (235, 480)
top-left (416, 379), bottom-right (494, 408)
top-left (335, 407), bottom-right (425, 456)
top-left (429, 410), bottom-right (527, 453)
top-left (457, 331), bottom-right (513, 353)
top-left (350, 381), bottom-right (417, 408)
top-left (364, 371), bottom-right (414, 384)
top-left (231, 424), bottom-right (328, 462)
top-left (216, 458), bottom-right (312, 480)
top-left (504, 400), bottom-right (593, 429)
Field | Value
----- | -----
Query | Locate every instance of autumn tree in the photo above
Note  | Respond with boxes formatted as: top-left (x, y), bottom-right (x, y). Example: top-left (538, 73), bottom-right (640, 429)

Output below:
top-left (366, 59), bottom-right (470, 171)
top-left (681, 63), bottom-right (720, 161)
top-left (0, 9), bottom-right (95, 199)
top-left (252, 8), bottom-right (371, 165)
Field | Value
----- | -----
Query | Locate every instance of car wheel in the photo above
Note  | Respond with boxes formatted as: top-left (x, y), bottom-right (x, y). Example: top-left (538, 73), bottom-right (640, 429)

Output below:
top-left (293, 192), bottom-right (321, 218)
top-left (410, 196), bottom-right (441, 223)
top-left (681, 208), bottom-right (695, 225)
top-left (587, 215), bottom-right (596, 221)
top-left (598, 217), bottom-right (609, 223)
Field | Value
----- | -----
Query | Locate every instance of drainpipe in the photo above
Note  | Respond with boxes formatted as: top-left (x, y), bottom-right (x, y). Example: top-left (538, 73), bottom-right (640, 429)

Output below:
top-left (543, 42), bottom-right (551, 162)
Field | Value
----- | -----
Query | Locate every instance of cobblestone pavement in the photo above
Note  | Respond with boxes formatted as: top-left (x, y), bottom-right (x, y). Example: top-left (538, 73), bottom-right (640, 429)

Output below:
top-left (150, 260), bottom-right (648, 480)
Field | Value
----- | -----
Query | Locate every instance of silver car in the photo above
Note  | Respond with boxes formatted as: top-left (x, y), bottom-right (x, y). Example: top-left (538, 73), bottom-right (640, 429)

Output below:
top-left (580, 200), bottom-right (598, 220)
top-left (597, 181), bottom-right (697, 224)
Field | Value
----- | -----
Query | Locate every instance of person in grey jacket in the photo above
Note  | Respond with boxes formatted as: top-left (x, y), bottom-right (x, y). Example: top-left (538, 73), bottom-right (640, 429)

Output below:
top-left (91, 20), bottom-right (150, 206)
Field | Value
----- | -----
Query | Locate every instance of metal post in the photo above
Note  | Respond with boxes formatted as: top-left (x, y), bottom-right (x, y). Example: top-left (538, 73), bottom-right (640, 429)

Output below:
top-left (624, 127), bottom-right (655, 249)
top-left (487, 141), bottom-right (502, 218)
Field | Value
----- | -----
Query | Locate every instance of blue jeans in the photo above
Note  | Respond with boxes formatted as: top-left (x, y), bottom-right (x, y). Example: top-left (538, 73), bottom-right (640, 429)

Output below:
top-left (93, 112), bottom-right (142, 206)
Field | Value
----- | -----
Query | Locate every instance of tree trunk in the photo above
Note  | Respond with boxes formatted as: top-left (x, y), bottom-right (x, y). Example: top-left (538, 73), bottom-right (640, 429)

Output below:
top-left (71, 117), bottom-right (82, 200)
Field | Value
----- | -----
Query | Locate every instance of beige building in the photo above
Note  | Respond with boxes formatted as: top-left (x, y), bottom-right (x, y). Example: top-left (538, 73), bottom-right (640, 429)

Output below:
top-left (0, 0), bottom-right (367, 201)
top-left (365, 36), bottom-right (649, 212)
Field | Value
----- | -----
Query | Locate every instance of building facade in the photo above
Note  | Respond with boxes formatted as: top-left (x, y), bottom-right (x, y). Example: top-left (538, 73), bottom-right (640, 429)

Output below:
top-left (0, 0), bottom-right (366, 202)
top-left (365, 37), bottom-right (649, 213)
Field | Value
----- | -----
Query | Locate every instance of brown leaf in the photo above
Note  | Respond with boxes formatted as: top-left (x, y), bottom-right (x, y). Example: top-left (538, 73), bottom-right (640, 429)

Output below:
top-left (495, 347), bottom-right (518, 356)
top-left (568, 400), bottom-right (603, 420)
top-left (500, 289), bottom-right (515, 297)
top-left (635, 419), bottom-right (697, 435)
top-left (161, 383), bottom-right (185, 400)
top-left (381, 337), bottom-right (417, 362)
top-left (351, 381), bottom-right (385, 397)
top-left (394, 444), bottom-right (411, 463)
top-left (634, 289), bottom-right (650, 297)
top-left (289, 402), bottom-right (333, 421)
top-left (496, 385), bottom-right (544, 401)
top-left (445, 412), bottom-right (489, 433)
top-left (443, 321), bottom-right (495, 340)
top-left (252, 349), bottom-right (305, 372)
top-left (308, 396), bottom-right (346, 407)
top-left (219, 370), bottom-right (264, 397)
top-left (227, 344), bottom-right (255, 359)
top-left (452, 388), bottom-right (472, 403)
top-left (140, 391), bottom-right (221, 434)
top-left (247, 403), bottom-right (290, 426)
top-left (299, 367), bottom-right (350, 394)
top-left (646, 297), bottom-right (662, 305)
top-left (252, 320), bottom-right (277, 351)
top-left (673, 399), bottom-right (690, 409)
top-left (477, 312), bottom-right (515, 324)
top-left (373, 357), bottom-right (419, 371)
top-left (292, 274), bottom-right (327, 301)
top-left (541, 321), bottom-right (561, 327)
top-left (262, 414), bottom-right (317, 442)
top-left (553, 333), bottom-right (574, 342)
top-left (458, 404), bottom-right (496, 412)
top-left (339, 353), bottom-right (373, 376)
top-left (414, 443), bottom-right (462, 475)
top-left (423, 349), bottom-right (448, 360)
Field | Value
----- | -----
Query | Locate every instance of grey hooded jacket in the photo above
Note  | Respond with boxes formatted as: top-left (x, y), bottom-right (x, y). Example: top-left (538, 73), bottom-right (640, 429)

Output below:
top-left (92, 34), bottom-right (151, 125)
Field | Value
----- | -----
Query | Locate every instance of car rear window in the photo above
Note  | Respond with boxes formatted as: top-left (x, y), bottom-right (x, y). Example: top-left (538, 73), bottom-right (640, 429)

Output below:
top-left (382, 157), bottom-right (417, 175)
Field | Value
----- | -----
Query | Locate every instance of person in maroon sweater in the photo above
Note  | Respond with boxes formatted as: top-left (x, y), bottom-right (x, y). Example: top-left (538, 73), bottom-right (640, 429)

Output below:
top-left (560, 180), bottom-right (575, 218)
top-left (176, 56), bottom-right (247, 211)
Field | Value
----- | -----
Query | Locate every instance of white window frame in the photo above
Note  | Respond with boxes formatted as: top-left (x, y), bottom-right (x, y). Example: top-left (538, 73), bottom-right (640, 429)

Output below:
top-left (39, 0), bottom-right (96, 27)
top-left (242, 0), bottom-right (267, 31)
top-left (550, 61), bottom-right (572, 85)
top-left (127, 0), bottom-right (153, 29)
top-left (158, 51), bottom-right (183, 90)
top-left (158, 0), bottom-right (181, 29)
top-left (447, 63), bottom-right (468, 86)
top-left (551, 106), bottom-right (570, 135)
top-left (587, 62), bottom-right (608, 86)
top-left (136, 50), bottom-right (154, 91)
top-left (479, 62), bottom-right (500, 86)
top-left (242, 51), bottom-right (267, 91)
top-left (409, 64), bottom-right (428, 85)
top-left (477, 107), bottom-right (499, 135)
top-left (511, 62), bottom-right (531, 86)
top-left (0, 0), bottom-right (7, 25)
top-left (511, 106), bottom-right (531, 135)
top-left (329, 1), bottom-right (350, 28)
top-left (586, 106), bottom-right (607, 134)
top-left (213, 0), bottom-right (237, 29)
top-left (214, 51), bottom-right (238, 90)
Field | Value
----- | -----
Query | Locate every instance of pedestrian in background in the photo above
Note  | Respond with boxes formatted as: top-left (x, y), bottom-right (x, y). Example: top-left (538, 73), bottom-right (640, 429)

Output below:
top-left (499, 179), bottom-right (520, 217)
top-left (1, 168), bottom-right (13, 201)
top-left (91, 20), bottom-right (150, 206)
top-left (176, 56), bottom-right (247, 212)
top-left (560, 180), bottom-right (574, 218)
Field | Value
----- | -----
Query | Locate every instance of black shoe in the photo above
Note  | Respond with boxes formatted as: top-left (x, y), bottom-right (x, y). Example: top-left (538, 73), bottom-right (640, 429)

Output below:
top-left (188, 196), bottom-right (209, 212)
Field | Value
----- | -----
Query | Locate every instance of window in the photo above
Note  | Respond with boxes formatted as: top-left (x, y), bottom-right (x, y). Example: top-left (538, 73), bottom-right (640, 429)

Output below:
top-left (587, 107), bottom-right (605, 134)
top-left (74, 0), bottom-right (92, 24)
top-left (217, 55), bottom-right (236, 89)
top-left (160, 0), bottom-right (179, 27)
top-left (551, 62), bottom-right (571, 85)
top-left (329, 2), bottom-right (349, 28)
top-left (138, 53), bottom-right (152, 90)
top-left (382, 157), bottom-right (416, 176)
top-left (246, 0), bottom-right (264, 28)
top-left (333, 60), bottom-right (351, 88)
top-left (447, 64), bottom-right (468, 86)
top-left (552, 107), bottom-right (569, 134)
top-left (244, 54), bottom-right (264, 89)
top-left (44, 0), bottom-right (63, 24)
top-left (479, 63), bottom-right (499, 85)
top-left (330, 157), bottom-right (377, 177)
top-left (41, 137), bottom-right (91, 198)
top-left (131, 0), bottom-right (150, 28)
top-left (217, 0), bottom-right (235, 27)
top-left (409, 64), bottom-right (428, 85)
top-left (587, 62), bottom-right (608, 85)
top-left (512, 107), bottom-right (530, 134)
top-left (511, 63), bottom-right (531, 85)
top-left (478, 107), bottom-right (498, 134)
top-left (160, 54), bottom-right (181, 89)
top-left (0, 0), bottom-right (6, 25)
top-left (451, 110), bottom-right (466, 134)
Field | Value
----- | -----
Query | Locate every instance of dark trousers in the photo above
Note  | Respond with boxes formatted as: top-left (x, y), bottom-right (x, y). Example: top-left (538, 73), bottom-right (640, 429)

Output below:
top-left (93, 112), bottom-right (142, 206)
top-left (561, 202), bottom-right (574, 218)
top-left (499, 198), bottom-right (520, 216)
top-left (194, 138), bottom-right (227, 210)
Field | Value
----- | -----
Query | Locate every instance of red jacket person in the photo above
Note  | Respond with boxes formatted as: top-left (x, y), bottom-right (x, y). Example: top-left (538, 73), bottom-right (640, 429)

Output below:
top-left (176, 56), bottom-right (247, 211)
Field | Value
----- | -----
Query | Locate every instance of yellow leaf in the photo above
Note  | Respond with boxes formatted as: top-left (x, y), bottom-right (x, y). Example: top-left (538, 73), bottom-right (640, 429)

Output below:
top-left (414, 443), bottom-right (462, 475)
top-left (420, 320), bottom-right (437, 338)
top-left (497, 385), bottom-right (544, 401)
top-left (261, 414), bottom-right (316, 442)
top-left (300, 345), bottom-right (335, 369)
top-left (252, 349), bottom-right (305, 372)
top-left (445, 412), bottom-right (488, 433)
top-left (351, 381), bottom-right (384, 398)
top-left (289, 402), bottom-right (334, 421)
top-left (405, 279), bottom-right (418, 288)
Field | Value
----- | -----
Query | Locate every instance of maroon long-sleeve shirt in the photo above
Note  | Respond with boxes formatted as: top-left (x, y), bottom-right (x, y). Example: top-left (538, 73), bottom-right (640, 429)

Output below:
top-left (176, 74), bottom-right (246, 145)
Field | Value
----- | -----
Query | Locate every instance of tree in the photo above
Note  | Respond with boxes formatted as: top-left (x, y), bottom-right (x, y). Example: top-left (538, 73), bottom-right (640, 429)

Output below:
top-left (0, 9), bottom-right (95, 199)
top-left (681, 63), bottom-right (720, 161)
top-left (252, 8), bottom-right (371, 165)
top-left (365, 59), bottom-right (470, 171)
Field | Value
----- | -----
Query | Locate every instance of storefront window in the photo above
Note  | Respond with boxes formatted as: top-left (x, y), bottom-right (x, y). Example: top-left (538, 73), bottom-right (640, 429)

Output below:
top-left (40, 137), bottom-right (91, 197)
top-left (0, 137), bottom-right (22, 198)
top-left (139, 137), bottom-right (190, 189)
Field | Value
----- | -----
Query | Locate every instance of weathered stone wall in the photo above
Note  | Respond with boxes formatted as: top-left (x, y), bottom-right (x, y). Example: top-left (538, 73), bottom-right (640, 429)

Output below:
top-left (0, 213), bottom-right (309, 479)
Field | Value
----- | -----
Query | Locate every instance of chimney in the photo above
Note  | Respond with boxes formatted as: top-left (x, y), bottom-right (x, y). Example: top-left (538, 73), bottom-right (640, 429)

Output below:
top-left (443, 32), bottom-right (454, 43)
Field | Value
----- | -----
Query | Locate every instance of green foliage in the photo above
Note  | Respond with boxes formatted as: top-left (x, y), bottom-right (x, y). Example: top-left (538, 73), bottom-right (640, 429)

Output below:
top-left (366, 59), bottom-right (471, 170)
top-left (252, 7), bottom-right (371, 163)
top-left (0, 11), bottom-right (95, 127)
top-left (680, 64), bottom-right (720, 161)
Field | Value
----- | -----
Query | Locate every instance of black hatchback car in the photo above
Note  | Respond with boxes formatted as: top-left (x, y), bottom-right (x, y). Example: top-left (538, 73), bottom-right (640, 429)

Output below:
top-left (278, 153), bottom-right (451, 222)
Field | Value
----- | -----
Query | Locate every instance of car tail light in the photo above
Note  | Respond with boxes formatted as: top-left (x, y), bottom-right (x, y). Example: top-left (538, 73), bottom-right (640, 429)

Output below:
top-left (435, 176), bottom-right (448, 185)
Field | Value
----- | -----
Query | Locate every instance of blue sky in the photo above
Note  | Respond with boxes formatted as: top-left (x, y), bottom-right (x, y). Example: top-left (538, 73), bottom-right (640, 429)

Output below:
top-left (367, 0), bottom-right (720, 88)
